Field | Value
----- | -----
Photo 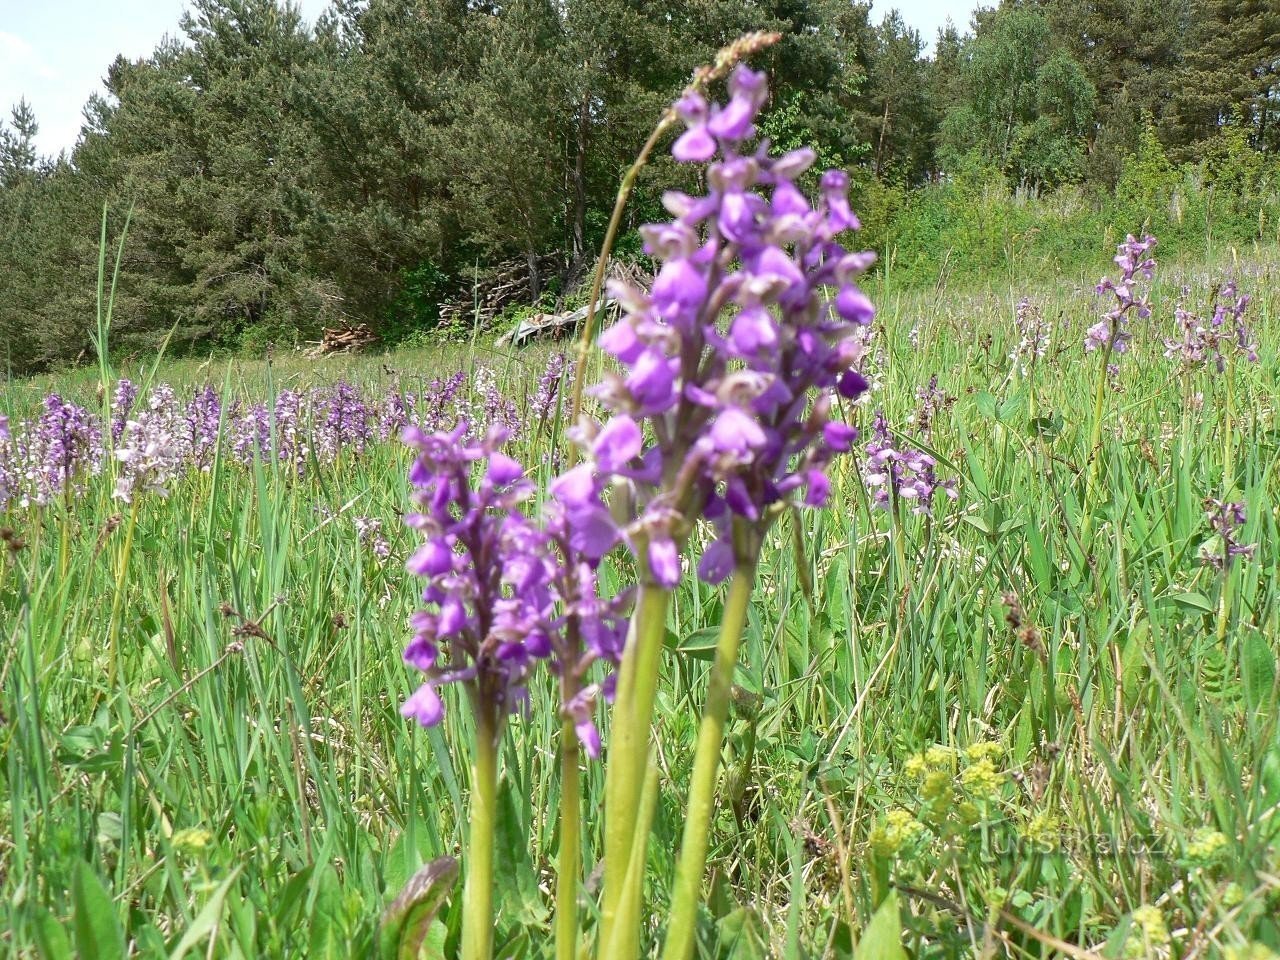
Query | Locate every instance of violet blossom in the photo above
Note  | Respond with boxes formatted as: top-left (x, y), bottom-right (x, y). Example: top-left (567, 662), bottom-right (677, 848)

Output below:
top-left (114, 412), bottom-right (182, 504)
top-left (0, 415), bottom-right (13, 510)
top-left (531, 353), bottom-right (573, 425)
top-left (912, 375), bottom-right (951, 440)
top-left (111, 379), bottom-right (138, 444)
top-left (863, 409), bottom-right (956, 515)
top-left (273, 390), bottom-right (309, 475)
top-left (401, 423), bottom-right (555, 733)
top-left (1011, 297), bottom-right (1050, 375)
top-left (230, 402), bottom-right (271, 464)
top-left (1164, 280), bottom-right (1258, 373)
top-left (557, 64), bottom-right (876, 586)
top-left (1086, 234), bottom-right (1156, 357)
top-left (354, 515), bottom-right (391, 560)
top-left (315, 382), bottom-right (373, 461)
top-left (183, 385), bottom-right (222, 470)
top-left (20, 395), bottom-right (103, 507)
top-left (1200, 499), bottom-right (1256, 569)
top-left (378, 390), bottom-right (413, 442)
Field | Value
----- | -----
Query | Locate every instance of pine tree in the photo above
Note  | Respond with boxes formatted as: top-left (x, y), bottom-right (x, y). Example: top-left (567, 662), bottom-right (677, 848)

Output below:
top-left (1173, 0), bottom-right (1280, 155)
top-left (0, 99), bottom-right (41, 186)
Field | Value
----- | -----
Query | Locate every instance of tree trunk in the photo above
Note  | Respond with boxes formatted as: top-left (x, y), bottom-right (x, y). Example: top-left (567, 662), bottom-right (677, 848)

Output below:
top-left (527, 249), bottom-right (541, 302)
top-left (876, 100), bottom-right (892, 177)
top-left (570, 83), bottom-right (590, 266)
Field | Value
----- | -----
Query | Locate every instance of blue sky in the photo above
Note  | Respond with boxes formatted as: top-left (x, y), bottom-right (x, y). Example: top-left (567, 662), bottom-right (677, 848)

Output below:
top-left (871, 0), bottom-right (978, 49)
top-left (1, 0), bottom-right (976, 157)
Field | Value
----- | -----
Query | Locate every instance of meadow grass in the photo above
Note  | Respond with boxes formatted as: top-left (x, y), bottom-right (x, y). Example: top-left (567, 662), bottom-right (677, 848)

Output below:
top-left (1, 242), bottom-right (1278, 959)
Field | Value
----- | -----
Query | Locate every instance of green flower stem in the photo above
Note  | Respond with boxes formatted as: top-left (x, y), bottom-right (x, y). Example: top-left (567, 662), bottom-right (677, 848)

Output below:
top-left (600, 584), bottom-right (672, 953)
top-left (461, 714), bottom-right (498, 960)
top-left (661, 562), bottom-right (758, 960)
top-left (555, 717), bottom-right (582, 960)
top-left (604, 756), bottom-right (660, 960)
top-left (1079, 341), bottom-right (1115, 548)
top-left (106, 500), bottom-right (139, 690)
top-left (1216, 354), bottom-right (1238, 646)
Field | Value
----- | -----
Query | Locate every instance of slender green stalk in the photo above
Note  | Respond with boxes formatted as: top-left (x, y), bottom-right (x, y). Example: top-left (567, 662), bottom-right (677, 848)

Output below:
top-left (662, 564), bottom-right (757, 960)
top-left (604, 757), bottom-right (661, 960)
top-left (461, 715), bottom-right (499, 960)
top-left (567, 125), bottom-right (671, 430)
top-left (1079, 341), bottom-right (1115, 547)
top-left (106, 500), bottom-right (140, 689)
top-left (555, 717), bottom-right (582, 960)
top-left (599, 584), bottom-right (671, 952)
top-left (1216, 353), bottom-right (1238, 646)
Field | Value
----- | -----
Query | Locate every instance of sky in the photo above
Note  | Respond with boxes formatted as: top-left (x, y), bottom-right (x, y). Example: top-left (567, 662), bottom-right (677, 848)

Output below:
top-left (1, 0), bottom-right (978, 158)
top-left (870, 0), bottom-right (978, 49)
top-left (0, 0), bottom-right (331, 156)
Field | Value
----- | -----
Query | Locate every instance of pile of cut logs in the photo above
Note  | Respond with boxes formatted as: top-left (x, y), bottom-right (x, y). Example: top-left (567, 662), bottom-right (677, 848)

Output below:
top-left (438, 254), bottom-right (563, 329)
top-left (306, 323), bottom-right (380, 357)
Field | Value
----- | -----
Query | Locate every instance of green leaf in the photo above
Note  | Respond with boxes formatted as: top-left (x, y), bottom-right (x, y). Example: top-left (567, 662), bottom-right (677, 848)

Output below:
top-left (676, 627), bottom-right (722, 661)
top-left (854, 891), bottom-right (907, 960)
top-left (31, 906), bottom-right (72, 960)
top-left (274, 865), bottom-right (314, 929)
top-left (998, 389), bottom-right (1027, 422)
top-left (1159, 590), bottom-right (1214, 614)
top-left (1028, 413), bottom-right (1063, 439)
top-left (1120, 620), bottom-right (1150, 710)
top-left (307, 864), bottom-right (344, 960)
top-left (169, 866), bottom-right (243, 960)
top-left (1242, 631), bottom-right (1277, 718)
top-left (379, 857), bottom-right (458, 960)
top-left (494, 787), bottom-right (546, 926)
top-left (71, 861), bottom-right (126, 960)
top-left (717, 906), bottom-right (767, 960)
top-left (964, 446), bottom-right (991, 499)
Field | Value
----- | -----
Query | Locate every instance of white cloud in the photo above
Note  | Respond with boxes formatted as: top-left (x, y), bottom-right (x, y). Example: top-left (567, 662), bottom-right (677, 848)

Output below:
top-left (0, 30), bottom-right (58, 81)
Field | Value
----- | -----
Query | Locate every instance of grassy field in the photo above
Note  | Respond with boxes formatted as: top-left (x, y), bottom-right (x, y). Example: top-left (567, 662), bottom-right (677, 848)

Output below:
top-left (2, 241), bottom-right (1278, 959)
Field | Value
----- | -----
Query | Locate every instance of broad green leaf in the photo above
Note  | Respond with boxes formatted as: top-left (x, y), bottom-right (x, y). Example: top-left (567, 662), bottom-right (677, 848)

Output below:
top-left (854, 891), bottom-right (907, 960)
top-left (1158, 590), bottom-right (1214, 614)
top-left (676, 627), bottom-right (722, 661)
top-left (31, 907), bottom-right (72, 960)
top-left (1028, 413), bottom-right (1063, 439)
top-left (1242, 631), bottom-right (1277, 718)
top-left (717, 906), bottom-right (767, 960)
top-left (71, 861), bottom-right (126, 960)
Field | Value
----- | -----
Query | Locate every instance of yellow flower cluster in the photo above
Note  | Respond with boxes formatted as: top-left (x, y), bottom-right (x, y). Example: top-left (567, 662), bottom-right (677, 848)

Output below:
top-left (171, 827), bottom-right (214, 853)
top-left (905, 744), bottom-right (957, 779)
top-left (1185, 827), bottom-right (1229, 863)
top-left (1021, 811), bottom-right (1061, 853)
top-left (1225, 945), bottom-right (1280, 960)
top-left (870, 808), bottom-right (926, 858)
top-left (960, 757), bottom-right (1004, 800)
top-left (964, 741), bottom-right (1003, 762)
top-left (1123, 905), bottom-right (1170, 959)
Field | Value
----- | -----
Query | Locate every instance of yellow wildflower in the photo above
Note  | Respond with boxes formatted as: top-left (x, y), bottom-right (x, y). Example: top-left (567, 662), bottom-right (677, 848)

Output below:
top-left (171, 827), bottom-right (214, 853)
top-left (870, 808), bottom-right (925, 858)
top-left (960, 757), bottom-right (1004, 800)
top-left (964, 741), bottom-right (1003, 762)
top-left (1185, 827), bottom-right (1229, 863)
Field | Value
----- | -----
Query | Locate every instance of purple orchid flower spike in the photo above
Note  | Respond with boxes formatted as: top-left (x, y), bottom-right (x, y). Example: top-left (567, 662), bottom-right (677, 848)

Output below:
top-left (401, 422), bottom-right (554, 735)
top-left (1087, 233), bottom-right (1156, 359)
top-left (563, 63), bottom-right (879, 589)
